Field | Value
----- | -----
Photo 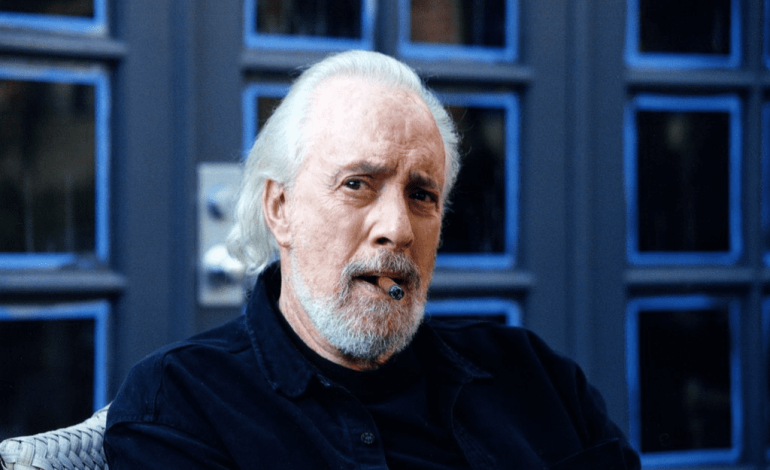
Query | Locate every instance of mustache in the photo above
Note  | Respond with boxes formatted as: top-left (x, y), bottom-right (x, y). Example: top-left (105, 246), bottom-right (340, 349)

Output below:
top-left (340, 251), bottom-right (422, 294)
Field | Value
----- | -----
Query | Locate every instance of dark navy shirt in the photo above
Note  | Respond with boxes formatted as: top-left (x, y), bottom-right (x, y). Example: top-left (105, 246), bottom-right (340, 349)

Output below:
top-left (276, 296), bottom-right (471, 469)
top-left (105, 263), bottom-right (640, 469)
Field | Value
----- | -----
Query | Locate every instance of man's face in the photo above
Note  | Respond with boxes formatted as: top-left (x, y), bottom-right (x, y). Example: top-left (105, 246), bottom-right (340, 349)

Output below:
top-left (282, 76), bottom-right (445, 362)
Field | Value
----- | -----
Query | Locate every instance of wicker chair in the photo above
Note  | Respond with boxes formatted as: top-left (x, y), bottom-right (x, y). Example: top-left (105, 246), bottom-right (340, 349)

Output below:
top-left (0, 406), bottom-right (109, 470)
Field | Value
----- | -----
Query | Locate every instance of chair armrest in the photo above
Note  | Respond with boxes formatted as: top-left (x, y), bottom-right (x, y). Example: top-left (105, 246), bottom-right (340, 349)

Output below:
top-left (0, 405), bottom-right (110, 470)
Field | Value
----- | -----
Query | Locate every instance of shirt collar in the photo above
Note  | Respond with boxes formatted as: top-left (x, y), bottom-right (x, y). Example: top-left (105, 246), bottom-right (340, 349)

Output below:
top-left (244, 262), bottom-right (317, 398)
top-left (244, 261), bottom-right (491, 398)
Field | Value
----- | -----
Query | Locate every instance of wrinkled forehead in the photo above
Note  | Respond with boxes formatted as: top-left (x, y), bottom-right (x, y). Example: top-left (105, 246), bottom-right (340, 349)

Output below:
top-left (307, 76), bottom-right (440, 144)
top-left (309, 76), bottom-right (440, 132)
top-left (313, 75), bottom-right (431, 111)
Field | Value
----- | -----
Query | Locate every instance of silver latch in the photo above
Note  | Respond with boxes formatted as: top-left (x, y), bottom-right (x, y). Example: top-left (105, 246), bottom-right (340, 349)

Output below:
top-left (197, 162), bottom-right (246, 306)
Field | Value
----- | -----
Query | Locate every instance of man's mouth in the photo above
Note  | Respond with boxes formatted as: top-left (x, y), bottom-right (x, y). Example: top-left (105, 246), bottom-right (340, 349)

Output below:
top-left (341, 252), bottom-right (420, 299)
top-left (355, 274), bottom-right (406, 299)
top-left (358, 275), bottom-right (404, 286)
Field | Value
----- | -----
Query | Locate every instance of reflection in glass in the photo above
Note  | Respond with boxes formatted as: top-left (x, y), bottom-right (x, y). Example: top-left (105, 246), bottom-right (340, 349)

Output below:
top-left (410, 0), bottom-right (505, 47)
top-left (638, 0), bottom-right (731, 55)
top-left (257, 96), bottom-right (282, 133)
top-left (636, 110), bottom-right (730, 253)
top-left (256, 0), bottom-right (361, 38)
top-left (0, 0), bottom-right (93, 17)
top-left (0, 80), bottom-right (96, 254)
top-left (638, 307), bottom-right (732, 453)
top-left (0, 318), bottom-right (94, 440)
top-left (440, 106), bottom-right (505, 255)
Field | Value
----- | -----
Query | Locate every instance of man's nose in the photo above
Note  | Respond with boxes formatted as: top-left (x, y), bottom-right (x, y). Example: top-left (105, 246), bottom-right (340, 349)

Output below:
top-left (371, 190), bottom-right (414, 251)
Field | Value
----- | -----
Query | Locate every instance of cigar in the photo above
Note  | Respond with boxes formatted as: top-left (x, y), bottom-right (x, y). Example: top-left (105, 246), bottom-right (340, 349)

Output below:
top-left (377, 277), bottom-right (404, 301)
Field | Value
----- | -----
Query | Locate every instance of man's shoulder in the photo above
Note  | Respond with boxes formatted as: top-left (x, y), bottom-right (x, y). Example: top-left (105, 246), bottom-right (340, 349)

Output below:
top-left (424, 317), bottom-right (577, 378)
top-left (107, 315), bottom-right (254, 426)
top-left (425, 317), bottom-right (549, 354)
top-left (145, 315), bottom-right (252, 369)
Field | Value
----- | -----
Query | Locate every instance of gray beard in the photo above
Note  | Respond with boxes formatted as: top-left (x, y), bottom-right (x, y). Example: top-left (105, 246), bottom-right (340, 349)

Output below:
top-left (290, 250), bottom-right (425, 364)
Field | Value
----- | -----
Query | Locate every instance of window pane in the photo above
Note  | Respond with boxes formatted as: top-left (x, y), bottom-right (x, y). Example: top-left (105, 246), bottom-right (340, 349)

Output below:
top-left (636, 110), bottom-right (730, 253)
top-left (0, 0), bottom-right (94, 17)
top-left (410, 0), bottom-right (505, 47)
top-left (257, 96), bottom-right (281, 132)
top-left (0, 80), bottom-right (96, 254)
top-left (0, 318), bottom-right (94, 439)
top-left (256, 0), bottom-right (361, 38)
top-left (440, 106), bottom-right (506, 255)
top-left (638, 307), bottom-right (732, 453)
top-left (638, 0), bottom-right (731, 55)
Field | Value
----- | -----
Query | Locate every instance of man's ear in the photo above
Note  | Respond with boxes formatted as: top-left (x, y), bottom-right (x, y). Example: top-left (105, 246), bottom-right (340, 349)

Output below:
top-left (263, 179), bottom-right (291, 247)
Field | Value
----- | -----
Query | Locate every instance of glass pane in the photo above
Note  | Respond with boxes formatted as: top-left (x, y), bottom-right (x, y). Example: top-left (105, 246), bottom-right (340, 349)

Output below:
top-left (638, 0), bottom-right (731, 55)
top-left (0, 0), bottom-right (94, 17)
top-left (0, 318), bottom-right (94, 440)
top-left (638, 307), bottom-right (732, 453)
top-left (440, 106), bottom-right (506, 255)
top-left (411, 0), bottom-right (505, 47)
top-left (0, 80), bottom-right (96, 254)
top-left (256, 0), bottom-right (361, 38)
top-left (636, 110), bottom-right (730, 252)
top-left (257, 96), bottom-right (282, 132)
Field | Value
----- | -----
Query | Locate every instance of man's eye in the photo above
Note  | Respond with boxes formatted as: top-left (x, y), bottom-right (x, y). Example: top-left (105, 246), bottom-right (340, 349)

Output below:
top-left (411, 189), bottom-right (437, 203)
top-left (344, 179), bottom-right (363, 190)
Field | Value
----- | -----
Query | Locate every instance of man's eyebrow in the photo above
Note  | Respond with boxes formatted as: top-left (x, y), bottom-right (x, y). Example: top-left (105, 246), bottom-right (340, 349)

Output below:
top-left (331, 162), bottom-right (393, 185)
top-left (408, 171), bottom-right (441, 192)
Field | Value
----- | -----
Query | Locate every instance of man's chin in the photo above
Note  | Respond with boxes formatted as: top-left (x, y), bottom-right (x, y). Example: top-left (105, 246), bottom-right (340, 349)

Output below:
top-left (332, 315), bottom-right (423, 365)
top-left (318, 287), bottom-right (423, 362)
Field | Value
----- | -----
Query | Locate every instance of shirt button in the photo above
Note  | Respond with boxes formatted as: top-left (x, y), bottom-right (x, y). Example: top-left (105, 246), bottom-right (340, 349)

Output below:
top-left (360, 432), bottom-right (376, 445)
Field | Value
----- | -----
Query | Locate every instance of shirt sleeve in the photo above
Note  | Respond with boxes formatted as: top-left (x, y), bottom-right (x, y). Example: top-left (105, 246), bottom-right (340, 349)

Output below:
top-left (573, 370), bottom-right (641, 469)
top-left (103, 343), bottom-right (238, 470)
top-left (104, 421), bottom-right (234, 470)
top-left (527, 330), bottom-right (641, 469)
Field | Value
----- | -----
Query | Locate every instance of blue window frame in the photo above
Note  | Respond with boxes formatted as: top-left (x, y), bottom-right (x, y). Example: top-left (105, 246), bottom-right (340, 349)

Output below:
top-left (626, 296), bottom-right (742, 467)
top-left (0, 0), bottom-right (107, 35)
top-left (242, 83), bottom-right (289, 156)
top-left (762, 103), bottom-right (770, 265)
top-left (243, 0), bottom-right (375, 51)
top-left (0, 301), bottom-right (109, 438)
top-left (625, 0), bottom-right (740, 68)
top-left (766, 0), bottom-right (770, 68)
top-left (764, 299), bottom-right (770, 459)
top-left (624, 94), bottom-right (742, 265)
top-left (0, 64), bottom-right (111, 269)
top-left (397, 0), bottom-right (518, 62)
top-left (437, 92), bottom-right (519, 270)
top-left (425, 298), bottom-right (521, 326)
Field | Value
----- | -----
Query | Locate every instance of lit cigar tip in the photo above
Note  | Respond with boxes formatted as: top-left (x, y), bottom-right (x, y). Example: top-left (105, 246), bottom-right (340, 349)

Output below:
top-left (389, 284), bottom-right (404, 301)
top-left (377, 276), bottom-right (405, 301)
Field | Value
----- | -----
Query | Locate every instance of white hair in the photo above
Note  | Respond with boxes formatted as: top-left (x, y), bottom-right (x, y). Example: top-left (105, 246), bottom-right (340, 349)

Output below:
top-left (227, 50), bottom-right (461, 275)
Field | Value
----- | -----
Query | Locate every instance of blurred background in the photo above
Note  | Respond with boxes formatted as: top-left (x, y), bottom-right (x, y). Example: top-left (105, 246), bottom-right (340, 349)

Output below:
top-left (0, 1), bottom-right (768, 468)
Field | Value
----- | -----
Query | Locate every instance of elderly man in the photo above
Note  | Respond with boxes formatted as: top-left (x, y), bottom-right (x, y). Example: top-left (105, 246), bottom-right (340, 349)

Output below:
top-left (105, 50), bottom-right (640, 469)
